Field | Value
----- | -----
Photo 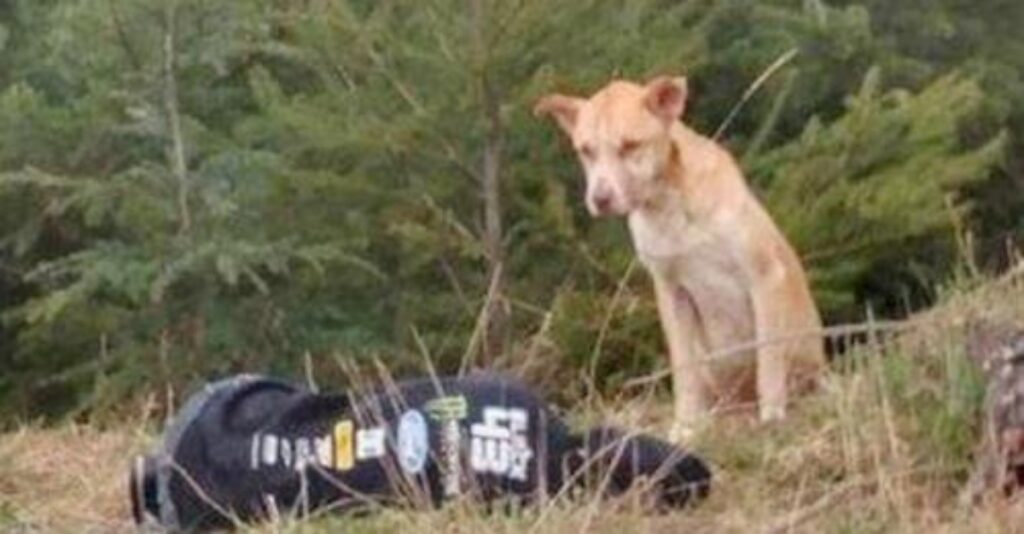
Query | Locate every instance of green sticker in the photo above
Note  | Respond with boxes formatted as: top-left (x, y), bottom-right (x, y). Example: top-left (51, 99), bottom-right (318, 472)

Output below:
top-left (424, 395), bottom-right (468, 421)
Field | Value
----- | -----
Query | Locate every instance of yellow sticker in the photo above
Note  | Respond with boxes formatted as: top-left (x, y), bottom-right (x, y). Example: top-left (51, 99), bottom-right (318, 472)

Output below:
top-left (333, 420), bottom-right (354, 471)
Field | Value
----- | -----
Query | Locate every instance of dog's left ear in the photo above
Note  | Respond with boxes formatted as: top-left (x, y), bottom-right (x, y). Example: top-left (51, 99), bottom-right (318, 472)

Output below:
top-left (644, 76), bottom-right (688, 122)
top-left (534, 94), bottom-right (583, 135)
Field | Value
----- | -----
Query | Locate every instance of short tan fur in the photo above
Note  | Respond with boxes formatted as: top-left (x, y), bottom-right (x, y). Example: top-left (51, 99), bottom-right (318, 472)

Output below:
top-left (536, 76), bottom-right (825, 439)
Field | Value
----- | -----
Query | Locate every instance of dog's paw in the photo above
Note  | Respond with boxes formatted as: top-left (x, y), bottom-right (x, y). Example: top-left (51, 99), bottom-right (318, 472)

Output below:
top-left (668, 423), bottom-right (696, 444)
top-left (758, 404), bottom-right (786, 423)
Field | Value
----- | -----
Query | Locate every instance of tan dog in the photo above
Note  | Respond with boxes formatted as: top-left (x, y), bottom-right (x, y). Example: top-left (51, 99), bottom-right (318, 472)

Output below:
top-left (535, 76), bottom-right (825, 438)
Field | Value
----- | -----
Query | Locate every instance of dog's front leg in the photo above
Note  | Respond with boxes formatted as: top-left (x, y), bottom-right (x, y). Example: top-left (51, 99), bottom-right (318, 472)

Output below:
top-left (653, 275), bottom-right (707, 441)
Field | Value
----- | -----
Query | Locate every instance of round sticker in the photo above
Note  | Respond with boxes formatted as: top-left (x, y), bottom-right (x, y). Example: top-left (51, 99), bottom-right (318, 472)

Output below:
top-left (396, 409), bottom-right (429, 474)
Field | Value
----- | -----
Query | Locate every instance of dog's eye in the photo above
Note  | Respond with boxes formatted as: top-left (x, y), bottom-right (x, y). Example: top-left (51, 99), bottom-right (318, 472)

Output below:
top-left (619, 139), bottom-right (641, 157)
top-left (577, 144), bottom-right (596, 161)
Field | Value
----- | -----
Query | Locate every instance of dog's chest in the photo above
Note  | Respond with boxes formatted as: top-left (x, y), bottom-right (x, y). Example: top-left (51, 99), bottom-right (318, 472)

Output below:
top-left (627, 209), bottom-right (742, 283)
top-left (628, 208), bottom-right (755, 345)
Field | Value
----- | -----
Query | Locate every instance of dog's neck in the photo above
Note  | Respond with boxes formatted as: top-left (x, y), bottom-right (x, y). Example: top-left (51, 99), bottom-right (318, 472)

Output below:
top-left (638, 122), bottom-right (736, 221)
top-left (640, 123), bottom-right (700, 214)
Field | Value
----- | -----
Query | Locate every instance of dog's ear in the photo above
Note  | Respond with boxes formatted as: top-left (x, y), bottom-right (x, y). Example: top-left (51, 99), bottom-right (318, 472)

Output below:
top-left (534, 94), bottom-right (583, 135)
top-left (644, 76), bottom-right (688, 122)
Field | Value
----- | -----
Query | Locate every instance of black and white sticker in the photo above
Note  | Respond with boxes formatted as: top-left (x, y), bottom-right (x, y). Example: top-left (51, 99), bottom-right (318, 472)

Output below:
top-left (250, 432), bottom-right (333, 471)
top-left (425, 395), bottom-right (469, 498)
top-left (469, 407), bottom-right (532, 481)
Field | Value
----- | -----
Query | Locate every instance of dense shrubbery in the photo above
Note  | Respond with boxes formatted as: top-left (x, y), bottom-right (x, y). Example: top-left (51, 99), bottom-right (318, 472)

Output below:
top-left (0, 0), bottom-right (1020, 420)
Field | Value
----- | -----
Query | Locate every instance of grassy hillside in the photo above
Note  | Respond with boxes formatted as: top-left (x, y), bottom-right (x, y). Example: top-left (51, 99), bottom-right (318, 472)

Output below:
top-left (2, 271), bottom-right (1024, 533)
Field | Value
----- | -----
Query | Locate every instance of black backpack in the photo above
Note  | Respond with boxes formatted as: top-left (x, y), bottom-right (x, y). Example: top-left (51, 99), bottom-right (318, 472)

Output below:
top-left (130, 373), bottom-right (711, 531)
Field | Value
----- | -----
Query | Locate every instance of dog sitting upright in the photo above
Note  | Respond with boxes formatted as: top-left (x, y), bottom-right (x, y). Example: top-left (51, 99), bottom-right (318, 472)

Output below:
top-left (535, 76), bottom-right (825, 438)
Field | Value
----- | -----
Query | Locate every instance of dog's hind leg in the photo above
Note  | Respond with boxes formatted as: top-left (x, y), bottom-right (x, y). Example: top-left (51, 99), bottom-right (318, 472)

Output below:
top-left (749, 260), bottom-right (801, 422)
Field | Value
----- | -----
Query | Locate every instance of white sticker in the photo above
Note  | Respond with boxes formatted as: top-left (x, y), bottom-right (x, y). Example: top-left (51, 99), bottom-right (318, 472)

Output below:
top-left (261, 434), bottom-right (279, 466)
top-left (294, 437), bottom-right (312, 470)
top-left (251, 432), bottom-right (262, 469)
top-left (315, 436), bottom-right (333, 467)
top-left (470, 407), bottom-right (532, 481)
top-left (396, 410), bottom-right (429, 474)
top-left (356, 427), bottom-right (387, 460)
top-left (280, 438), bottom-right (293, 467)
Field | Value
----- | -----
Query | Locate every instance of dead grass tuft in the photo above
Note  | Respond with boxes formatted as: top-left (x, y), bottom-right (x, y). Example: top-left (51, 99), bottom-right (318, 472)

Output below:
top-left (0, 424), bottom-right (151, 532)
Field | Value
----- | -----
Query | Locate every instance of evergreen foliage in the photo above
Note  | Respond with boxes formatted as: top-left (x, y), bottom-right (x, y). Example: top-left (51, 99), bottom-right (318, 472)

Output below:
top-left (0, 0), bottom-right (1019, 420)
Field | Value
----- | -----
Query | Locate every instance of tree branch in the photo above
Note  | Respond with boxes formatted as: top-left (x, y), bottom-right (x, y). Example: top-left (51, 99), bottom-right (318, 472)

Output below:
top-left (471, 0), bottom-right (507, 362)
top-left (162, 2), bottom-right (191, 237)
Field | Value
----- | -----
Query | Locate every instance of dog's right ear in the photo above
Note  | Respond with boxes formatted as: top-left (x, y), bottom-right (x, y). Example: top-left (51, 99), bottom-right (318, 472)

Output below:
top-left (644, 76), bottom-right (688, 122)
top-left (534, 94), bottom-right (583, 135)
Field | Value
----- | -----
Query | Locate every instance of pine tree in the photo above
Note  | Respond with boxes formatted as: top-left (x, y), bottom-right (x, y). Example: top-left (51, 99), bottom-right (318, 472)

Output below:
top-left (750, 69), bottom-right (1006, 317)
top-left (0, 0), bottom-right (357, 415)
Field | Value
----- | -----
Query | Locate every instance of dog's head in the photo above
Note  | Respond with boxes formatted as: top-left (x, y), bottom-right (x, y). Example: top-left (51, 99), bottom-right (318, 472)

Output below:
top-left (535, 76), bottom-right (687, 217)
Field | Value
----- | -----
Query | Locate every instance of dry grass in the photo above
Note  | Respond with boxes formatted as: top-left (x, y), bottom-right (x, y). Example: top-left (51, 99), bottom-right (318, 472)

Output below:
top-left (5, 274), bottom-right (1024, 532)
top-left (0, 423), bottom-right (151, 532)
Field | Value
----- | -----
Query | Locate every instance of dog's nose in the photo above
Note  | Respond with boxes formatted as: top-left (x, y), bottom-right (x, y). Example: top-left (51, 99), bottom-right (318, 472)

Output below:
top-left (592, 193), bottom-right (613, 214)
